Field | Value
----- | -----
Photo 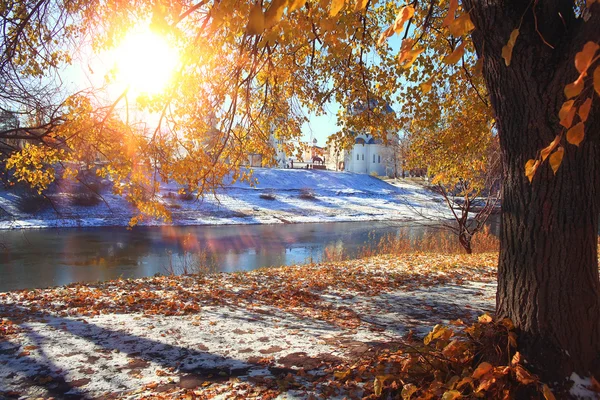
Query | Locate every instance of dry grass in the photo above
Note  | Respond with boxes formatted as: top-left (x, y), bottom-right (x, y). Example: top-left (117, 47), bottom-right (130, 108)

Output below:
top-left (323, 226), bottom-right (499, 262)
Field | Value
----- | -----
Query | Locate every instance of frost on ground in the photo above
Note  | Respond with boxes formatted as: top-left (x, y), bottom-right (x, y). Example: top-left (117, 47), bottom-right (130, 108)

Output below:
top-left (0, 253), bottom-right (497, 399)
top-left (0, 169), bottom-right (447, 230)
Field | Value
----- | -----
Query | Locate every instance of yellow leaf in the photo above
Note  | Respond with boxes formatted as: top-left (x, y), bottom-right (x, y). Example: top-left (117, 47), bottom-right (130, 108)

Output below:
top-left (377, 26), bottom-right (394, 47)
top-left (442, 390), bottom-right (461, 400)
top-left (334, 369), bottom-right (351, 380)
top-left (540, 135), bottom-right (560, 161)
top-left (472, 362), bottom-right (493, 379)
top-left (567, 122), bottom-right (585, 146)
top-left (525, 159), bottom-right (539, 183)
top-left (542, 384), bottom-right (556, 400)
top-left (499, 317), bottom-right (515, 330)
top-left (354, 0), bottom-right (368, 12)
top-left (330, 0), bottom-right (345, 16)
top-left (594, 66), bottom-right (600, 96)
top-left (401, 383), bottom-right (418, 400)
top-left (448, 13), bottom-right (474, 37)
top-left (508, 332), bottom-right (518, 347)
top-left (288, 0), bottom-right (306, 12)
top-left (559, 100), bottom-right (576, 128)
top-left (442, 0), bottom-right (458, 27)
top-left (478, 313), bottom-right (493, 324)
top-left (397, 38), bottom-right (415, 63)
top-left (421, 76), bottom-right (434, 93)
top-left (374, 376), bottom-right (384, 396)
top-left (501, 29), bottom-right (520, 66)
top-left (443, 41), bottom-right (467, 65)
top-left (579, 98), bottom-right (592, 123)
top-left (575, 41), bottom-right (600, 75)
top-left (402, 48), bottom-right (424, 69)
top-left (564, 79), bottom-right (584, 99)
top-left (549, 147), bottom-right (564, 174)
top-left (393, 6), bottom-right (415, 34)
top-left (246, 3), bottom-right (265, 35)
top-left (264, 0), bottom-right (286, 28)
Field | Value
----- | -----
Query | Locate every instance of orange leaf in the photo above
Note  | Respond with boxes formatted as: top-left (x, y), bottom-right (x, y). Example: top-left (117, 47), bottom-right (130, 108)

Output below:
top-left (397, 38), bottom-right (415, 64)
top-left (478, 313), bottom-right (493, 324)
top-left (579, 98), bottom-right (592, 122)
top-left (448, 13), bottom-right (474, 37)
top-left (575, 41), bottom-right (600, 75)
top-left (442, 390), bottom-right (461, 400)
top-left (559, 100), bottom-right (576, 128)
top-left (401, 48), bottom-right (424, 69)
top-left (566, 122), bottom-right (585, 146)
top-left (442, 0), bottom-right (458, 27)
top-left (472, 362), bottom-right (493, 379)
top-left (549, 147), bottom-right (564, 174)
top-left (594, 66), bottom-right (600, 96)
top-left (525, 159), bottom-right (539, 183)
top-left (501, 29), bottom-right (519, 66)
top-left (421, 76), bottom-right (434, 93)
top-left (542, 384), bottom-right (556, 400)
top-left (377, 26), bottom-right (394, 46)
top-left (511, 351), bottom-right (522, 366)
top-left (444, 41), bottom-right (467, 65)
top-left (514, 365), bottom-right (537, 385)
top-left (354, 0), bottom-right (368, 12)
top-left (394, 6), bottom-right (415, 34)
top-left (540, 135), bottom-right (560, 161)
top-left (330, 0), bottom-right (345, 16)
top-left (564, 79), bottom-right (584, 99)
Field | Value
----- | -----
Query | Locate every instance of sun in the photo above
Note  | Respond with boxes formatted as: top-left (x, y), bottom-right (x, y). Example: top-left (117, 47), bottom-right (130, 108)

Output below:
top-left (112, 28), bottom-right (179, 96)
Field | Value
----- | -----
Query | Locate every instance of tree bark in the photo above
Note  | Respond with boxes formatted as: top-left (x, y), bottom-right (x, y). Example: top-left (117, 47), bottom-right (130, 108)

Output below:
top-left (464, 0), bottom-right (600, 378)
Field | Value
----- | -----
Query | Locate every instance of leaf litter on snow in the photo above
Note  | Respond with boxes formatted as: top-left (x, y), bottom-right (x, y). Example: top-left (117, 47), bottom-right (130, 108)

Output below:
top-left (0, 253), bottom-right (497, 398)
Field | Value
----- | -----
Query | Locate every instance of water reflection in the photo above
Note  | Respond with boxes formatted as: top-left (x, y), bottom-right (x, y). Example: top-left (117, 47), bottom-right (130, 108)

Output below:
top-left (0, 219), bottom-right (500, 292)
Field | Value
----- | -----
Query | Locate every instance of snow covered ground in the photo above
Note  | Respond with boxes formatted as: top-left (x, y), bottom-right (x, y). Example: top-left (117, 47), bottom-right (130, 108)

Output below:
top-left (0, 169), bottom-right (448, 230)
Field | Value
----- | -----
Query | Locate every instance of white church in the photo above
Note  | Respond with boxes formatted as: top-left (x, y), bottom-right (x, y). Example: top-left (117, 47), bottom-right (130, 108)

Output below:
top-left (326, 133), bottom-right (399, 176)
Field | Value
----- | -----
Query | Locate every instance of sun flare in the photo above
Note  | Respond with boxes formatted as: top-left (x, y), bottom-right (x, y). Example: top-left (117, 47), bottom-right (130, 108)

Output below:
top-left (112, 28), bottom-right (179, 95)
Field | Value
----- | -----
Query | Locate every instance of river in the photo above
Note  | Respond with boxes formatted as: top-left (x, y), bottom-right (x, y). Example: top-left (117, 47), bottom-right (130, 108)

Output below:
top-left (0, 219), bottom-right (500, 292)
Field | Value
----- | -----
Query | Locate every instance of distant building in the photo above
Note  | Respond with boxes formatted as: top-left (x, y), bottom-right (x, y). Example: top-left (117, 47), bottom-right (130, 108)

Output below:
top-left (326, 133), bottom-right (398, 176)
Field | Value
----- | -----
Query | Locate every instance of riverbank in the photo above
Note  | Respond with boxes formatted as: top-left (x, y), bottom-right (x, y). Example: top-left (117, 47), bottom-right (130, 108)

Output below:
top-left (0, 169), bottom-right (447, 230)
top-left (0, 253), bottom-right (499, 399)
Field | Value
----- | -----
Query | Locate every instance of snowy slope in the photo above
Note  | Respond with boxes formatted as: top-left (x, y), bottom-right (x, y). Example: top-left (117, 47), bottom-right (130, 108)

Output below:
top-left (0, 168), bottom-right (448, 229)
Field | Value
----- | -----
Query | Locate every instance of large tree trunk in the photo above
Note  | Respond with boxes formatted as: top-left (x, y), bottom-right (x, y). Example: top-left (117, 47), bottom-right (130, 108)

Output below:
top-left (465, 0), bottom-right (600, 379)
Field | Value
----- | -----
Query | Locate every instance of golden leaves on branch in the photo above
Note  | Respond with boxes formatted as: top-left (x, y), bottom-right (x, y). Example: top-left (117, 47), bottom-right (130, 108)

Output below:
top-left (579, 98), bottom-right (592, 122)
top-left (566, 123), bottom-right (585, 147)
top-left (540, 135), bottom-right (560, 161)
top-left (559, 100), bottom-right (576, 128)
top-left (501, 29), bottom-right (519, 66)
top-left (594, 66), bottom-right (600, 95)
top-left (575, 42), bottom-right (600, 75)
top-left (564, 79), bottom-right (583, 99)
